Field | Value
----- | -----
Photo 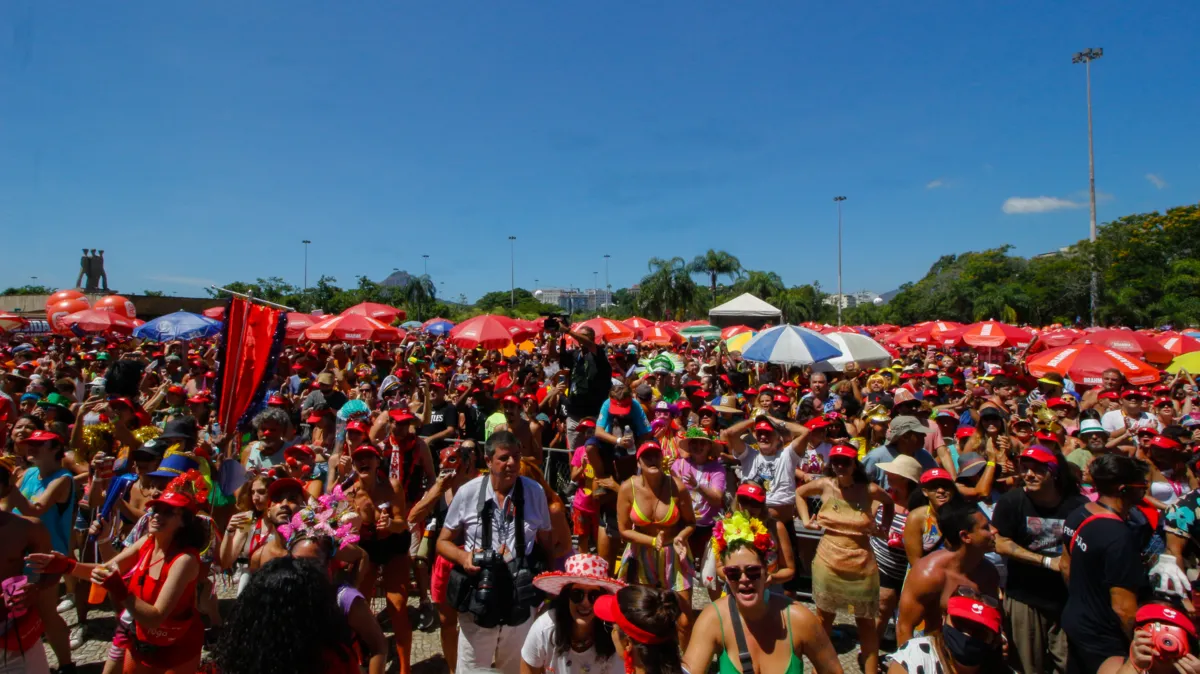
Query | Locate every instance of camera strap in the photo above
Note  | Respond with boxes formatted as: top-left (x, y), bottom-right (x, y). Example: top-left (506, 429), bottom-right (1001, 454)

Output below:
top-left (474, 477), bottom-right (525, 562)
top-left (477, 478), bottom-right (494, 552)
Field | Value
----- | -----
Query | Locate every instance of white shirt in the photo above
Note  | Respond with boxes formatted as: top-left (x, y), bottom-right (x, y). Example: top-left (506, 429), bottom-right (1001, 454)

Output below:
top-left (444, 475), bottom-right (552, 562)
top-left (734, 443), bottom-right (800, 507)
top-left (520, 612), bottom-right (623, 674)
top-left (1100, 409), bottom-right (1156, 436)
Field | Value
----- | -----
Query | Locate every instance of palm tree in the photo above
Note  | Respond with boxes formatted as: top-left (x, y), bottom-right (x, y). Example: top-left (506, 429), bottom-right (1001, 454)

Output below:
top-left (689, 250), bottom-right (743, 301)
top-left (738, 270), bottom-right (786, 301)
top-left (403, 275), bottom-right (437, 321)
top-left (638, 257), bottom-right (700, 320)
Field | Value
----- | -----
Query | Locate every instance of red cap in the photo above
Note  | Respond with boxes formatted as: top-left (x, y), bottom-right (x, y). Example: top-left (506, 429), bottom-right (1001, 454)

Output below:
top-left (1098, 391), bottom-right (1120, 400)
top-left (782, 381), bottom-right (799, 389)
top-left (345, 420), bottom-right (370, 434)
top-left (753, 420), bottom-right (776, 433)
top-left (1020, 446), bottom-right (1059, 467)
top-left (956, 427), bottom-right (976, 440)
top-left (284, 444), bottom-right (315, 459)
top-left (1123, 389), bottom-right (1151, 400)
top-left (804, 417), bottom-right (831, 431)
top-left (167, 385), bottom-right (185, 396)
top-left (267, 395), bottom-right (286, 406)
top-left (920, 468), bottom-right (954, 485)
top-left (1153, 397), bottom-right (1174, 408)
top-left (1136, 604), bottom-right (1197, 637)
top-left (736, 482), bottom-right (766, 503)
top-left (744, 388), bottom-right (758, 396)
top-left (27, 430), bottom-right (61, 443)
top-left (388, 409), bottom-right (417, 424)
top-left (946, 595), bottom-right (1002, 633)
top-left (107, 397), bottom-right (134, 410)
top-left (1136, 426), bottom-right (1159, 436)
top-left (577, 418), bottom-right (597, 429)
top-left (677, 400), bottom-right (692, 410)
top-left (148, 490), bottom-right (198, 512)
top-left (351, 444), bottom-right (381, 459)
top-left (697, 405), bottom-right (715, 416)
top-left (593, 594), bottom-right (670, 645)
top-left (267, 477), bottom-right (306, 502)
top-left (772, 394), bottom-right (790, 404)
top-left (829, 444), bottom-right (858, 459)
top-left (502, 395), bottom-right (522, 406)
top-left (1152, 384), bottom-right (1172, 394)
top-left (306, 410), bottom-right (328, 423)
top-left (608, 397), bottom-right (632, 416)
top-left (636, 441), bottom-right (663, 459)
top-left (1034, 430), bottom-right (1059, 443)
top-left (187, 394), bottom-right (211, 405)
top-left (1149, 435), bottom-right (1184, 452)
top-left (683, 381), bottom-right (703, 390)
top-left (1046, 397), bottom-right (1071, 409)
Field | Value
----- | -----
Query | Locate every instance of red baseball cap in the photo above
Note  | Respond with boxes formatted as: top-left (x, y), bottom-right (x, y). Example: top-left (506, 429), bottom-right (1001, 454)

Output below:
top-left (345, 420), bottom-right (370, 434)
top-left (920, 468), bottom-right (954, 485)
top-left (753, 420), bottom-right (776, 433)
top-left (267, 395), bottom-right (286, 406)
top-left (1153, 397), bottom-right (1174, 408)
top-left (744, 388), bottom-right (758, 396)
top-left (502, 395), bottom-right (522, 406)
top-left (955, 427), bottom-right (976, 440)
top-left (772, 394), bottom-right (790, 404)
top-left (284, 444), bottom-right (315, 460)
top-left (1149, 435), bottom-right (1184, 452)
top-left (1136, 604), bottom-right (1197, 637)
top-left (351, 444), bottom-right (381, 459)
top-left (946, 595), bottom-right (1002, 633)
top-left (804, 417), bottom-right (831, 431)
top-left (1098, 391), bottom-right (1119, 400)
top-left (187, 394), bottom-right (211, 405)
top-left (267, 477), bottom-right (306, 502)
top-left (577, 418), bottom-right (597, 429)
top-left (1046, 397), bottom-right (1071, 409)
top-left (167, 385), bottom-right (185, 396)
top-left (1020, 446), bottom-right (1059, 467)
top-left (1034, 430), bottom-right (1059, 443)
top-left (1123, 389), bottom-right (1151, 400)
top-left (27, 430), bottom-right (61, 443)
top-left (736, 482), bottom-right (766, 503)
top-left (388, 409), bottom-right (417, 424)
top-left (608, 397), bottom-right (632, 416)
top-left (636, 441), bottom-right (663, 459)
top-left (829, 444), bottom-right (858, 460)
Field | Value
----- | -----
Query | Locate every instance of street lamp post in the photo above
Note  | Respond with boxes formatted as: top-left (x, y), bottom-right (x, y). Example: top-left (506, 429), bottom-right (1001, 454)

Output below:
top-left (301, 240), bottom-right (312, 291)
top-left (833, 197), bottom-right (847, 326)
top-left (422, 254), bottom-right (429, 278)
top-left (508, 236), bottom-right (517, 307)
top-left (603, 254), bottom-right (611, 306)
top-left (1073, 47), bottom-right (1103, 327)
top-left (593, 272), bottom-right (599, 310)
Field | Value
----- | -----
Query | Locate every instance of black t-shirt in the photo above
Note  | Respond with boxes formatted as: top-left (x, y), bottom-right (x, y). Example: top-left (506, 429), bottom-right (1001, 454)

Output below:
top-left (559, 346), bottom-right (612, 418)
top-left (419, 401), bottom-right (459, 451)
top-left (992, 488), bottom-right (1089, 614)
top-left (1060, 504), bottom-right (1149, 657)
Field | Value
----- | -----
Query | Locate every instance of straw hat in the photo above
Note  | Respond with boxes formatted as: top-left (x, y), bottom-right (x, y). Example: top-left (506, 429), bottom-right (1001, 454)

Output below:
top-left (876, 454), bottom-right (923, 484)
top-left (532, 554), bottom-right (626, 596)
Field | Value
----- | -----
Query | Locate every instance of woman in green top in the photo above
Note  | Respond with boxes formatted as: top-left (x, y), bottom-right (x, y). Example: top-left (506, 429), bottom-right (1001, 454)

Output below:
top-left (683, 513), bottom-right (844, 674)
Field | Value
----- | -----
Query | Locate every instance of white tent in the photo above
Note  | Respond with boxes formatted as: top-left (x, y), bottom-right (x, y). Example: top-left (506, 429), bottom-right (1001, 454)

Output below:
top-left (708, 293), bottom-right (781, 327)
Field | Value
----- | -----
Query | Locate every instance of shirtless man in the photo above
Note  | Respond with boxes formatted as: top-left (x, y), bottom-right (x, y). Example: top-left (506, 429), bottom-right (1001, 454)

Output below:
top-left (897, 497), bottom-right (1000, 646)
top-left (249, 476), bottom-right (308, 571)
top-left (1081, 368), bottom-right (1126, 412)
top-left (493, 394), bottom-right (543, 465)
top-left (0, 456), bottom-right (70, 673)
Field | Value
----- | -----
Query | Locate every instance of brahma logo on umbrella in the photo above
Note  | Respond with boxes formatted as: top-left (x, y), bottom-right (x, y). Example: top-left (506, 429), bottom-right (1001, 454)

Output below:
top-left (1046, 348), bottom-right (1078, 367)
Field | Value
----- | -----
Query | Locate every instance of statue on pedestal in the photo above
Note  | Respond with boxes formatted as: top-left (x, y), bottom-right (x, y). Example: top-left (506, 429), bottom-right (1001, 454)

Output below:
top-left (76, 249), bottom-right (109, 291)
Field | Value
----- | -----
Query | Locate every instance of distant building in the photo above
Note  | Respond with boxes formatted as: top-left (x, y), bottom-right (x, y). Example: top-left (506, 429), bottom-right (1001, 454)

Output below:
top-left (823, 289), bottom-right (880, 309)
top-left (534, 287), bottom-right (612, 313)
top-left (1031, 247), bottom-right (1072, 260)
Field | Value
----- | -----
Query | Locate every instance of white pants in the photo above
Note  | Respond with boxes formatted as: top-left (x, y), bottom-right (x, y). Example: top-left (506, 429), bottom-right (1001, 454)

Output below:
top-left (457, 611), bottom-right (535, 674)
top-left (0, 639), bottom-right (50, 674)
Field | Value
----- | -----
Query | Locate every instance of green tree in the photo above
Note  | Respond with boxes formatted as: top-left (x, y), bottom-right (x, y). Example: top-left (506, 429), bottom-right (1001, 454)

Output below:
top-left (688, 250), bottom-right (743, 301)
top-left (403, 276), bottom-right (437, 321)
top-left (141, 290), bottom-right (166, 297)
top-left (637, 257), bottom-right (700, 320)
top-left (2, 285), bottom-right (54, 295)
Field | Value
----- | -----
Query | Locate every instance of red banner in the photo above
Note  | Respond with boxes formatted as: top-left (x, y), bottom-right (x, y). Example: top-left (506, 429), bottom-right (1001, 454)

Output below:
top-left (214, 297), bottom-right (287, 434)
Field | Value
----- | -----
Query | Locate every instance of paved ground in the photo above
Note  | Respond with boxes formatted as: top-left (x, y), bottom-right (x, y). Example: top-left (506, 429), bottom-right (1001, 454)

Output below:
top-left (50, 582), bottom-right (877, 673)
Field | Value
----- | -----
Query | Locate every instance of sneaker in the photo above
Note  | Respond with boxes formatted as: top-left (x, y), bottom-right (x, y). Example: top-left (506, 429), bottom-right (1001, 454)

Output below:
top-left (69, 625), bottom-right (86, 650)
top-left (56, 596), bottom-right (75, 613)
top-left (416, 602), bottom-right (439, 633)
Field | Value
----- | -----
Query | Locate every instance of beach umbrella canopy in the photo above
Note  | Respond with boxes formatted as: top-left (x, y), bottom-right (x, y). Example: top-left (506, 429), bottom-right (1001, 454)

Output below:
top-left (202, 306), bottom-right (225, 320)
top-left (306, 314), bottom-right (403, 343)
top-left (720, 325), bottom-right (756, 340)
top-left (449, 314), bottom-right (532, 350)
top-left (1073, 329), bottom-right (1173, 365)
top-left (942, 321), bottom-right (1034, 349)
top-left (725, 331), bottom-right (757, 353)
top-left (423, 318), bottom-right (455, 336)
top-left (1158, 334), bottom-right (1200, 356)
top-left (679, 324), bottom-right (721, 340)
top-left (811, 333), bottom-right (893, 372)
top-left (1039, 329), bottom-right (1085, 348)
top-left (739, 325), bottom-right (843, 366)
top-left (1026, 344), bottom-right (1161, 386)
top-left (284, 313), bottom-right (317, 342)
top-left (133, 311), bottom-right (222, 342)
top-left (623, 317), bottom-right (656, 330)
top-left (1167, 352), bottom-right (1200, 375)
top-left (341, 302), bottom-right (405, 323)
top-left (638, 325), bottom-right (684, 346)
top-left (400, 320), bottom-right (423, 330)
top-left (578, 317), bottom-right (636, 344)
top-left (59, 309), bottom-right (138, 335)
top-left (0, 313), bottom-right (29, 332)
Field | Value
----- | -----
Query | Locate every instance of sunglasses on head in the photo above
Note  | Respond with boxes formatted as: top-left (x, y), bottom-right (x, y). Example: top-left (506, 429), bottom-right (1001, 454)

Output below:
top-left (952, 585), bottom-right (1001, 609)
top-left (568, 588), bottom-right (607, 604)
top-left (723, 564), bottom-right (764, 583)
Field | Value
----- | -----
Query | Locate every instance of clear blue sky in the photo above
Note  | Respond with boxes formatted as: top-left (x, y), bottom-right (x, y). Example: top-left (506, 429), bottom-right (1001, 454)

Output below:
top-left (3, 1), bottom-right (1197, 303)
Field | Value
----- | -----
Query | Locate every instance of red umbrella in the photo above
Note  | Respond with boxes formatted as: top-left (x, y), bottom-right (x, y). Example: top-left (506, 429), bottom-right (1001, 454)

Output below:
top-left (449, 315), bottom-right (532, 350)
top-left (942, 321), bottom-right (1033, 349)
top-left (0, 313), bottom-right (29, 332)
top-left (679, 320), bottom-right (711, 328)
top-left (720, 325), bottom-right (755, 340)
top-left (623, 316), bottom-right (656, 330)
top-left (60, 309), bottom-right (138, 335)
top-left (305, 314), bottom-right (403, 343)
top-left (1039, 328), bottom-right (1084, 348)
top-left (1072, 329), bottom-right (1173, 365)
top-left (1157, 333), bottom-right (1200, 357)
top-left (578, 317), bottom-right (636, 344)
top-left (638, 325), bottom-right (684, 345)
top-left (1026, 344), bottom-right (1162, 386)
top-left (284, 313), bottom-right (318, 342)
top-left (202, 306), bottom-right (225, 320)
top-left (819, 325), bottom-right (863, 335)
top-left (341, 302), bottom-right (405, 323)
top-left (657, 321), bottom-right (684, 331)
top-left (902, 321), bottom-right (963, 344)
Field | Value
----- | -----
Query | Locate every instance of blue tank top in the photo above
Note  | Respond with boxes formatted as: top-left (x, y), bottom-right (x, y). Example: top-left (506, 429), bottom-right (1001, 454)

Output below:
top-left (18, 468), bottom-right (76, 554)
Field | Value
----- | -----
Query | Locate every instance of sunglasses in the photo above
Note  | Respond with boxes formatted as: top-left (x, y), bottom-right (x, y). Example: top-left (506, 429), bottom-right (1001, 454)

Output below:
top-left (952, 585), bottom-right (1001, 609)
top-left (830, 457), bottom-right (854, 467)
top-left (568, 588), bottom-right (607, 604)
top-left (736, 497), bottom-right (763, 509)
top-left (149, 505), bottom-right (180, 518)
top-left (723, 564), bottom-right (764, 583)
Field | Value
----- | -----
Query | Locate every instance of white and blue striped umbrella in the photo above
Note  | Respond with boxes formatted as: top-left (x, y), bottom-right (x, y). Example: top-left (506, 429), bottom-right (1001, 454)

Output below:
top-left (739, 324), bottom-right (843, 365)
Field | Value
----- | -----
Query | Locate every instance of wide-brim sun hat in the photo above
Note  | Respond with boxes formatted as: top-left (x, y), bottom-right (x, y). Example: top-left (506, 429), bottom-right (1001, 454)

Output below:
top-left (533, 553), bottom-right (626, 596)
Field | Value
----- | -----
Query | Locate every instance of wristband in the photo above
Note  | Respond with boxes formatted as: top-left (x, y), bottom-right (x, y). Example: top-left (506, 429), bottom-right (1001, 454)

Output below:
top-left (100, 571), bottom-right (131, 604)
top-left (986, 461), bottom-right (995, 467)
top-left (43, 553), bottom-right (78, 576)
top-left (1041, 556), bottom-right (1054, 569)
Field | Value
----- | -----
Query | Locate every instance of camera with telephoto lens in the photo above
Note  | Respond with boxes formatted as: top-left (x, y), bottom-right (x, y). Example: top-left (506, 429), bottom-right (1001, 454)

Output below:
top-left (471, 550), bottom-right (504, 604)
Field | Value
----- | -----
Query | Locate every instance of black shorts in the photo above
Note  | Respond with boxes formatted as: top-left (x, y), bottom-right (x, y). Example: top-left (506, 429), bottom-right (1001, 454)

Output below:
top-left (360, 531), bottom-right (412, 566)
top-left (879, 570), bottom-right (905, 592)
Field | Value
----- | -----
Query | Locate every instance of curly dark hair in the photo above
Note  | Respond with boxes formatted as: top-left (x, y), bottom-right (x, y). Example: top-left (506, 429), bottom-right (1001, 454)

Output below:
top-left (615, 585), bottom-right (683, 674)
top-left (210, 556), bottom-right (354, 674)
top-left (551, 584), bottom-right (617, 660)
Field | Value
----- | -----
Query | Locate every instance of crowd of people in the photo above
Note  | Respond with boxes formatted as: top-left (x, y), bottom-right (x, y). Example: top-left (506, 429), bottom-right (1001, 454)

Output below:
top-left (2, 316), bottom-right (1200, 674)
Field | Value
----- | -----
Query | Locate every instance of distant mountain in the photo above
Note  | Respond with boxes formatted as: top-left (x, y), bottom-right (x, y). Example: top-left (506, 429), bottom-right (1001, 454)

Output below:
top-left (380, 270), bottom-right (413, 287)
top-left (877, 288), bottom-right (901, 304)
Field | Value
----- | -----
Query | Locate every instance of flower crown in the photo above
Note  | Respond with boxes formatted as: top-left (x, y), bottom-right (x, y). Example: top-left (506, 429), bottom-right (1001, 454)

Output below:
top-left (165, 469), bottom-right (210, 506)
top-left (711, 511), bottom-right (774, 558)
top-left (277, 485), bottom-right (361, 552)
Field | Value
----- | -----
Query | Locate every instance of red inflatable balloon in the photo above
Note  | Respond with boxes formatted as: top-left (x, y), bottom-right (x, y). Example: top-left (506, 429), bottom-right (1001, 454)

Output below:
top-left (48, 298), bottom-right (91, 333)
top-left (45, 289), bottom-right (85, 311)
top-left (94, 295), bottom-right (136, 319)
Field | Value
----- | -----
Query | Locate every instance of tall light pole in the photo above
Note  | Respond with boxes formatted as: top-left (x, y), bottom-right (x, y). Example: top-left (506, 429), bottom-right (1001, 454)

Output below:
top-left (508, 236), bottom-right (517, 307)
top-left (422, 254), bottom-right (429, 278)
top-left (301, 240), bottom-right (312, 291)
top-left (833, 197), bottom-right (846, 326)
top-left (603, 254), bottom-right (611, 306)
top-left (1074, 47), bottom-right (1103, 327)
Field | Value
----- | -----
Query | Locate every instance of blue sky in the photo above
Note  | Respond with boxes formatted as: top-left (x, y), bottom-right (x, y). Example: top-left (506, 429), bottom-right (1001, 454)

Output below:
top-left (2, 1), bottom-right (1197, 303)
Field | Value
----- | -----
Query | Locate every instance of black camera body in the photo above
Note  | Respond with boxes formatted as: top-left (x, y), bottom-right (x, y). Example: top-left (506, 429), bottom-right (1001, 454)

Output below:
top-left (472, 550), bottom-right (504, 605)
top-left (539, 311), bottom-right (568, 333)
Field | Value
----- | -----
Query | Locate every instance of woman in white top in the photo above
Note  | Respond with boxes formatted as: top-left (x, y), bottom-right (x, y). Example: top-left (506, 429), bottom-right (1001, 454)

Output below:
top-left (522, 554), bottom-right (626, 674)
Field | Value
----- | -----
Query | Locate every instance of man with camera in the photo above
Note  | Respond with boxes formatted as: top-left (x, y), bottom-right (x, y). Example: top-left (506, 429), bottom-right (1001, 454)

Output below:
top-left (436, 431), bottom-right (553, 674)
top-left (546, 323), bottom-right (612, 449)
